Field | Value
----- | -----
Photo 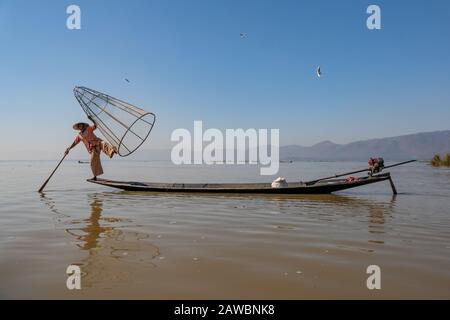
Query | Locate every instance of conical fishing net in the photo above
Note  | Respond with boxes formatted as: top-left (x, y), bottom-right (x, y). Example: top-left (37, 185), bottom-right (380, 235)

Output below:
top-left (74, 86), bottom-right (156, 157)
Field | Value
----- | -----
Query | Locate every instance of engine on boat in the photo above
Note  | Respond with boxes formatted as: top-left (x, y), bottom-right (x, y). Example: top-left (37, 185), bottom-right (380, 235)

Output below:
top-left (368, 157), bottom-right (385, 175)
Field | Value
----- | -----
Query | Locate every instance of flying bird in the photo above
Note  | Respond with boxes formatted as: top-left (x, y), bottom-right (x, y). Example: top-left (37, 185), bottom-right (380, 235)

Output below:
top-left (316, 66), bottom-right (321, 78)
top-left (240, 33), bottom-right (247, 39)
top-left (125, 78), bottom-right (130, 83)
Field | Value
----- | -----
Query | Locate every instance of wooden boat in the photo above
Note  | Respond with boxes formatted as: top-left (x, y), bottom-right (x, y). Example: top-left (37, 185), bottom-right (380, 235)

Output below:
top-left (87, 172), bottom-right (394, 194)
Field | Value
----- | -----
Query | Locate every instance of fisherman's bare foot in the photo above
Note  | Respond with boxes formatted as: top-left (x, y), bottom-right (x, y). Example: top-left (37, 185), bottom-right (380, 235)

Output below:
top-left (92, 176), bottom-right (97, 181)
top-left (110, 147), bottom-right (118, 159)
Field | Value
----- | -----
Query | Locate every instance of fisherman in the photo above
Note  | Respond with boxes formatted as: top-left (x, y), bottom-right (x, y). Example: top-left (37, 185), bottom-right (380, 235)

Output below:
top-left (65, 115), bottom-right (117, 180)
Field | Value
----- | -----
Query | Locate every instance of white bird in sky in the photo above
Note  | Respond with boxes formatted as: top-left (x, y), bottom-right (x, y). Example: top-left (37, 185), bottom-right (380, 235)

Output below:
top-left (316, 66), bottom-right (322, 78)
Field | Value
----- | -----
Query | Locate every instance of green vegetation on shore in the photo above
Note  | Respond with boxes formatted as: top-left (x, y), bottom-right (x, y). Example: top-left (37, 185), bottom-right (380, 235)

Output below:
top-left (431, 154), bottom-right (450, 167)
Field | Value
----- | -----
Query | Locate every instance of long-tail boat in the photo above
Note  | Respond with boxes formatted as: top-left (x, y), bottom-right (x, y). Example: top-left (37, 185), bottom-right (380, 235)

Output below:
top-left (87, 160), bottom-right (416, 195)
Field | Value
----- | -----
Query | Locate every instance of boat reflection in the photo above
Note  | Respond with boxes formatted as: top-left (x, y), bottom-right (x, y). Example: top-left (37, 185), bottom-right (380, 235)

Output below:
top-left (111, 190), bottom-right (397, 247)
top-left (269, 193), bottom-right (396, 246)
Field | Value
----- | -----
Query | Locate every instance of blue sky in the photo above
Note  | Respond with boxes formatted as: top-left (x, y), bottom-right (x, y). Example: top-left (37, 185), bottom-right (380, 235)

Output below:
top-left (0, 0), bottom-right (449, 159)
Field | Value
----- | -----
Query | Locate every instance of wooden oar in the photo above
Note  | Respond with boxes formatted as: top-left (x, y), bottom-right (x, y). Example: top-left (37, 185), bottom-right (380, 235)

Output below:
top-left (38, 149), bottom-right (70, 193)
top-left (305, 159), bottom-right (417, 186)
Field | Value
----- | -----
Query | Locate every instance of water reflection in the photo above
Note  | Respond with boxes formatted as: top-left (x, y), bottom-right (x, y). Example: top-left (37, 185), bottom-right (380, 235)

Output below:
top-left (65, 195), bottom-right (121, 251)
top-left (39, 189), bottom-right (397, 290)
top-left (112, 190), bottom-right (397, 247)
top-left (40, 192), bottom-right (160, 289)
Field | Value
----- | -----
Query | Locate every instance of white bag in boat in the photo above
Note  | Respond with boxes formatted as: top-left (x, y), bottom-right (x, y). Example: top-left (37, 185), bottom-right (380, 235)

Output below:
top-left (271, 177), bottom-right (288, 188)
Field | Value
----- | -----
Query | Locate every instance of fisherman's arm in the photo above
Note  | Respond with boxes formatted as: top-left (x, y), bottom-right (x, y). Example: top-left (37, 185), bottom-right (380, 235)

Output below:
top-left (65, 137), bottom-right (81, 155)
top-left (88, 115), bottom-right (97, 130)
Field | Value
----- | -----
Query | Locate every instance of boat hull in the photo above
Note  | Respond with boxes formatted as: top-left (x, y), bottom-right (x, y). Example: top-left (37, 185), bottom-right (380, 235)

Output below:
top-left (87, 173), bottom-right (391, 194)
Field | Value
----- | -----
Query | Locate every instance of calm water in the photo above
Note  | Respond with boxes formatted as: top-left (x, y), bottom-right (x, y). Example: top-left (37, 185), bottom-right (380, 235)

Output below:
top-left (0, 160), bottom-right (449, 299)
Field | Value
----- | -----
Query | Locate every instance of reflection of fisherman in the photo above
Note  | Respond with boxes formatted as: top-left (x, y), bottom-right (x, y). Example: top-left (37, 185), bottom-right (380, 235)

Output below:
top-left (78, 195), bottom-right (108, 251)
top-left (65, 115), bottom-right (117, 180)
top-left (368, 157), bottom-right (385, 175)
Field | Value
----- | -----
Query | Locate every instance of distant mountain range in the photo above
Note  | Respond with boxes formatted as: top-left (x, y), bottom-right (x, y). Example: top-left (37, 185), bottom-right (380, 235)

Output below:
top-left (125, 130), bottom-right (450, 162)
top-left (279, 130), bottom-right (450, 161)
top-left (5, 130), bottom-right (448, 161)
